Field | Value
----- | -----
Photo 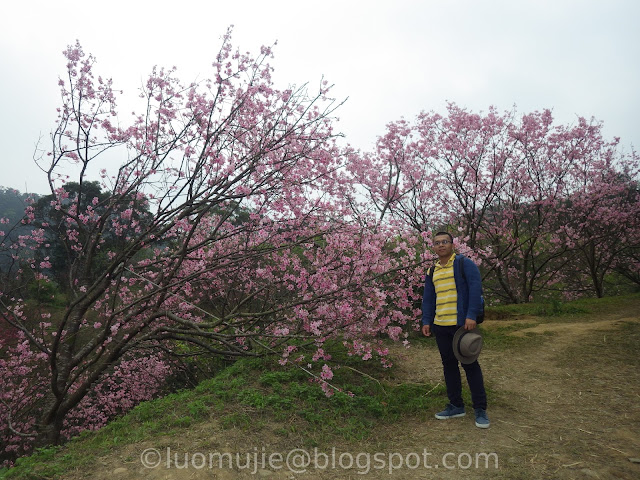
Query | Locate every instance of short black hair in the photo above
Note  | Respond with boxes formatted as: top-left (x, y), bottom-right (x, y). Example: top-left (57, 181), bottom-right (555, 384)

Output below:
top-left (434, 231), bottom-right (453, 242)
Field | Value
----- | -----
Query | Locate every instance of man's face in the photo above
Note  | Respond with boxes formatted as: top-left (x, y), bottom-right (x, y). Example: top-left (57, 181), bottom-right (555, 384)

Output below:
top-left (433, 235), bottom-right (454, 258)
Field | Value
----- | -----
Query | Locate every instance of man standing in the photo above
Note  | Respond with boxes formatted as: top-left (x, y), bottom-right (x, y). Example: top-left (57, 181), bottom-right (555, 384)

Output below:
top-left (421, 231), bottom-right (490, 428)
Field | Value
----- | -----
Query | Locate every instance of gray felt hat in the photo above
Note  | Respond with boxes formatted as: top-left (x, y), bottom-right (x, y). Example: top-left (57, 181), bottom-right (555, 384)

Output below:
top-left (453, 327), bottom-right (483, 364)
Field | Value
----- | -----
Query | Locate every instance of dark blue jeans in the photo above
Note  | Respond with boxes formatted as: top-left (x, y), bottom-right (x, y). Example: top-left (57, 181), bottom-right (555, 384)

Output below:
top-left (432, 324), bottom-right (487, 410)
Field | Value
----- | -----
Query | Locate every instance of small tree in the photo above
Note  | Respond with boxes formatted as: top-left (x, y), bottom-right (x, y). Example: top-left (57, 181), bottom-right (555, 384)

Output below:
top-left (558, 169), bottom-right (640, 297)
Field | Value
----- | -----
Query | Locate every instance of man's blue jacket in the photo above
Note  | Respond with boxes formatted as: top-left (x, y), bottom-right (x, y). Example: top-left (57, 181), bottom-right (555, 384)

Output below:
top-left (421, 254), bottom-right (484, 327)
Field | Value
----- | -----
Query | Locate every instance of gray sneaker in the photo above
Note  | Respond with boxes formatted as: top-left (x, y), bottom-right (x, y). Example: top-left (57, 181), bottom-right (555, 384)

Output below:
top-left (474, 408), bottom-right (490, 428)
top-left (435, 404), bottom-right (466, 420)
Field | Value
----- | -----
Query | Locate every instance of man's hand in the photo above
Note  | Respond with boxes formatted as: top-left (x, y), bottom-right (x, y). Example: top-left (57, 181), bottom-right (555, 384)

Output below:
top-left (422, 324), bottom-right (431, 337)
top-left (464, 318), bottom-right (477, 330)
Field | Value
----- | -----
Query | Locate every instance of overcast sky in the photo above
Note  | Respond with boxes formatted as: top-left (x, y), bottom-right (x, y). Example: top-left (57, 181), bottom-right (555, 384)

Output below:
top-left (1, 0), bottom-right (638, 195)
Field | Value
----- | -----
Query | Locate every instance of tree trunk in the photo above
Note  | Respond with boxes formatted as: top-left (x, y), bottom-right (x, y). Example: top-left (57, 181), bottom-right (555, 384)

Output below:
top-left (34, 409), bottom-right (65, 448)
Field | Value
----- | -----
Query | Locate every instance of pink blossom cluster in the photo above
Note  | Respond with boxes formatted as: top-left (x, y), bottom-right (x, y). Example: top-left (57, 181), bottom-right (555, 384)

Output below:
top-left (350, 103), bottom-right (640, 302)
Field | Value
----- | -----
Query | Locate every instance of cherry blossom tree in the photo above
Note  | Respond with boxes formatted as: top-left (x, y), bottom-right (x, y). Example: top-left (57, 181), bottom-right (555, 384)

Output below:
top-left (0, 30), bottom-right (425, 460)
top-left (350, 104), bottom-right (640, 303)
top-left (556, 152), bottom-right (640, 297)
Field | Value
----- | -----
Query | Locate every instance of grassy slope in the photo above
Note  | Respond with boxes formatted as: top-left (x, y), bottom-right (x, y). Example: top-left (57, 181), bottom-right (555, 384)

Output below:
top-left (2, 293), bottom-right (639, 479)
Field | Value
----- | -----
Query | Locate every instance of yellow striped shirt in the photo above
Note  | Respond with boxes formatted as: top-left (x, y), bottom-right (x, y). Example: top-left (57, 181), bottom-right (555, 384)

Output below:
top-left (433, 254), bottom-right (458, 326)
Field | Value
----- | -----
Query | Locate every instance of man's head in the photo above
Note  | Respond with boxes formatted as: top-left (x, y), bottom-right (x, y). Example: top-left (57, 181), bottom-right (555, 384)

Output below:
top-left (433, 231), bottom-right (454, 259)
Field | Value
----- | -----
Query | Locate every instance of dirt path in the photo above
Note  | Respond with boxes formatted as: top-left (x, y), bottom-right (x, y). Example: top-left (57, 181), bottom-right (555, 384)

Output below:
top-left (64, 312), bottom-right (640, 479)
top-left (383, 314), bottom-right (640, 479)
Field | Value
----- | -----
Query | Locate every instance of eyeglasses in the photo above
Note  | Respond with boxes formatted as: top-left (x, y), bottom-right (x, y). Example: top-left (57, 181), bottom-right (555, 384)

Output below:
top-left (433, 240), bottom-right (451, 246)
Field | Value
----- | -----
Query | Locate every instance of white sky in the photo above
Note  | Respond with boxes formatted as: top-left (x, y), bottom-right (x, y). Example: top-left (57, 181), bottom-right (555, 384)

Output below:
top-left (1, 0), bottom-right (638, 195)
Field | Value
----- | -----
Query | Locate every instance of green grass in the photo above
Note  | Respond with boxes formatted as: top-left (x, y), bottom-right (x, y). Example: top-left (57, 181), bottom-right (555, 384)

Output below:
top-left (0, 345), bottom-right (445, 479)
top-left (479, 292), bottom-right (640, 350)
top-left (200, 348), bottom-right (446, 442)
top-left (488, 292), bottom-right (640, 320)
top-left (487, 299), bottom-right (589, 318)
top-left (479, 322), bottom-right (546, 350)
